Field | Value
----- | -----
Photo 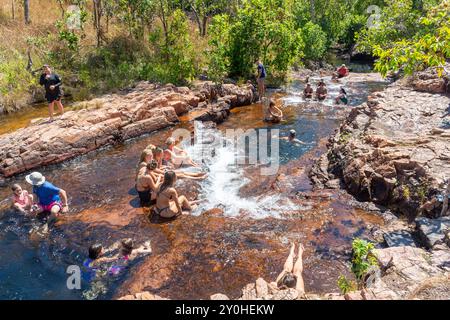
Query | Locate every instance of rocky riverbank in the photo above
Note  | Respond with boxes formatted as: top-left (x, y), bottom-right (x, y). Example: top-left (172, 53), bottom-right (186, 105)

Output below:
top-left (0, 82), bottom-right (256, 180)
top-left (311, 67), bottom-right (450, 220)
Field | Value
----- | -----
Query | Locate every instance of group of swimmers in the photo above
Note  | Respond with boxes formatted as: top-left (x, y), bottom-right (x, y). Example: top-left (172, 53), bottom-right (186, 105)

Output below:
top-left (303, 79), bottom-right (349, 105)
top-left (135, 136), bottom-right (207, 218)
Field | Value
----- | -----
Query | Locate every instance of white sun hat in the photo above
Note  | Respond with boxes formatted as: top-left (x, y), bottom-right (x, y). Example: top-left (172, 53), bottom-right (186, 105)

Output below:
top-left (25, 172), bottom-right (46, 186)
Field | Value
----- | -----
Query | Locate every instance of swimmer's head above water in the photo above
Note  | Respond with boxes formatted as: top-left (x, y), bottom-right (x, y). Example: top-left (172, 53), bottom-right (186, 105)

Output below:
top-left (289, 129), bottom-right (296, 139)
top-left (88, 243), bottom-right (103, 260)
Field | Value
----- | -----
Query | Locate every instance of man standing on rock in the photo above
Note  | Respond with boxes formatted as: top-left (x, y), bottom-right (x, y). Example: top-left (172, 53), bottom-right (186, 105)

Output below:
top-left (25, 172), bottom-right (69, 222)
top-left (39, 64), bottom-right (64, 121)
top-left (256, 59), bottom-right (267, 101)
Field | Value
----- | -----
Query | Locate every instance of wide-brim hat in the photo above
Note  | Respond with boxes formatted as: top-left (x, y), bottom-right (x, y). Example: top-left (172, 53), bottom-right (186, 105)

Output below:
top-left (25, 172), bottom-right (46, 186)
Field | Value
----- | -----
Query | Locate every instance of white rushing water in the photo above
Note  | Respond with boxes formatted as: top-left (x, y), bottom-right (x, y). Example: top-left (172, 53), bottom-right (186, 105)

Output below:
top-left (182, 122), bottom-right (300, 219)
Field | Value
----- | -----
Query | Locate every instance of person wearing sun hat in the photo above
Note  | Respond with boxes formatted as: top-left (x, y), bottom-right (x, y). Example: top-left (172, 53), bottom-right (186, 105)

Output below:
top-left (25, 172), bottom-right (69, 219)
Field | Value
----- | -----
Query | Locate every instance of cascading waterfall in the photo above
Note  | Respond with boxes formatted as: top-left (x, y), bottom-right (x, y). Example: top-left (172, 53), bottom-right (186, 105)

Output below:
top-left (184, 121), bottom-right (299, 218)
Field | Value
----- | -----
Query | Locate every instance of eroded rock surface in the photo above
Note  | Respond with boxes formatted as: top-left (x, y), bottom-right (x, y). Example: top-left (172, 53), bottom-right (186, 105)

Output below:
top-left (0, 82), bottom-right (256, 178)
top-left (314, 70), bottom-right (450, 219)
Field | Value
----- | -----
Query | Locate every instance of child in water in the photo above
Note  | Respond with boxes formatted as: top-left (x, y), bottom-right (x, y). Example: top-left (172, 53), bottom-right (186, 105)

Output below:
top-left (10, 184), bottom-right (34, 214)
top-left (102, 239), bottom-right (152, 276)
top-left (265, 99), bottom-right (283, 123)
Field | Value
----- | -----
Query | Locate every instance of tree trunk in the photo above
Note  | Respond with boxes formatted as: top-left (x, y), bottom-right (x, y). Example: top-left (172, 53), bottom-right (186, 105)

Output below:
top-left (201, 16), bottom-right (208, 37)
top-left (93, 0), bottom-right (103, 47)
top-left (24, 0), bottom-right (30, 24)
top-left (11, 0), bottom-right (15, 20)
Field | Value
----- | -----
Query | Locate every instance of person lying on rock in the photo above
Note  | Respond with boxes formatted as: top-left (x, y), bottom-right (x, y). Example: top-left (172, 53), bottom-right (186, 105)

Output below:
top-left (275, 243), bottom-right (306, 298)
top-left (163, 137), bottom-right (200, 168)
top-left (136, 160), bottom-right (162, 207)
top-left (153, 147), bottom-right (206, 180)
top-left (153, 171), bottom-right (201, 218)
top-left (265, 99), bottom-right (283, 123)
top-left (303, 83), bottom-right (314, 99)
top-left (335, 87), bottom-right (349, 105)
top-left (25, 172), bottom-right (69, 222)
top-left (316, 81), bottom-right (328, 101)
top-left (39, 64), bottom-right (64, 121)
top-left (10, 184), bottom-right (34, 214)
top-left (281, 130), bottom-right (307, 146)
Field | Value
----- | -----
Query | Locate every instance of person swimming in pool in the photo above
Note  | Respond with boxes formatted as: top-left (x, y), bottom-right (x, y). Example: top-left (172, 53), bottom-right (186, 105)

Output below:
top-left (335, 88), bottom-right (349, 105)
top-left (281, 130), bottom-right (307, 146)
top-left (153, 171), bottom-right (202, 218)
top-left (107, 239), bottom-right (152, 276)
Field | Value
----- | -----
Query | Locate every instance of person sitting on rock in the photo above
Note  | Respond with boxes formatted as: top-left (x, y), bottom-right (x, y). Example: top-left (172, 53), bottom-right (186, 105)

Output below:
top-left (136, 149), bottom-right (154, 178)
top-left (265, 99), bottom-right (283, 123)
top-left (136, 160), bottom-right (162, 207)
top-left (303, 83), bottom-right (314, 99)
top-left (155, 146), bottom-right (206, 180)
top-left (335, 88), bottom-right (349, 105)
top-left (336, 64), bottom-right (349, 78)
top-left (153, 171), bottom-right (201, 218)
top-left (281, 130), bottom-right (307, 145)
top-left (25, 172), bottom-right (69, 222)
top-left (316, 81), bottom-right (328, 101)
top-left (10, 184), bottom-right (34, 214)
top-left (164, 137), bottom-right (199, 168)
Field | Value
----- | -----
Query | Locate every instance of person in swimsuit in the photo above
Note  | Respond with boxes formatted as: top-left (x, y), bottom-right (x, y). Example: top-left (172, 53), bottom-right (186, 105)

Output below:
top-left (153, 171), bottom-right (201, 218)
top-left (10, 184), bottom-right (34, 214)
top-left (303, 83), bottom-right (314, 99)
top-left (335, 88), bottom-right (349, 105)
top-left (275, 243), bottom-right (306, 298)
top-left (265, 99), bottom-right (283, 123)
top-left (136, 161), bottom-right (161, 207)
top-left (281, 130), bottom-right (307, 145)
top-left (107, 239), bottom-right (152, 276)
top-left (153, 146), bottom-right (206, 180)
top-left (164, 137), bottom-right (199, 168)
top-left (39, 64), bottom-right (64, 121)
top-left (136, 149), bottom-right (154, 178)
top-left (316, 81), bottom-right (328, 101)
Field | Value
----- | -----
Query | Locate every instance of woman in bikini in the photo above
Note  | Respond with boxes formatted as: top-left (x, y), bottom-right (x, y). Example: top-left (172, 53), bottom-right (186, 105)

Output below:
top-left (265, 99), bottom-right (283, 123)
top-left (136, 160), bottom-right (162, 206)
top-left (155, 145), bottom-right (207, 181)
top-left (164, 137), bottom-right (199, 168)
top-left (153, 171), bottom-right (201, 218)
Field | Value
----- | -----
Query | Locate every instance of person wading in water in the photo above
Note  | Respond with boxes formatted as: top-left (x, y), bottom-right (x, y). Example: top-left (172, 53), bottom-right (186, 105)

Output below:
top-left (39, 64), bottom-right (64, 121)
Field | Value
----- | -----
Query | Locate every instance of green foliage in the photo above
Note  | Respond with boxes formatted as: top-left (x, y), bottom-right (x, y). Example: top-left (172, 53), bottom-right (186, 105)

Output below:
top-left (337, 275), bottom-right (357, 294)
top-left (0, 50), bottom-right (37, 109)
top-left (207, 14), bottom-right (231, 83)
top-left (357, 0), bottom-right (449, 76)
top-left (210, 0), bottom-right (303, 81)
top-left (301, 22), bottom-right (327, 61)
top-left (146, 9), bottom-right (197, 84)
top-left (351, 238), bottom-right (378, 281)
